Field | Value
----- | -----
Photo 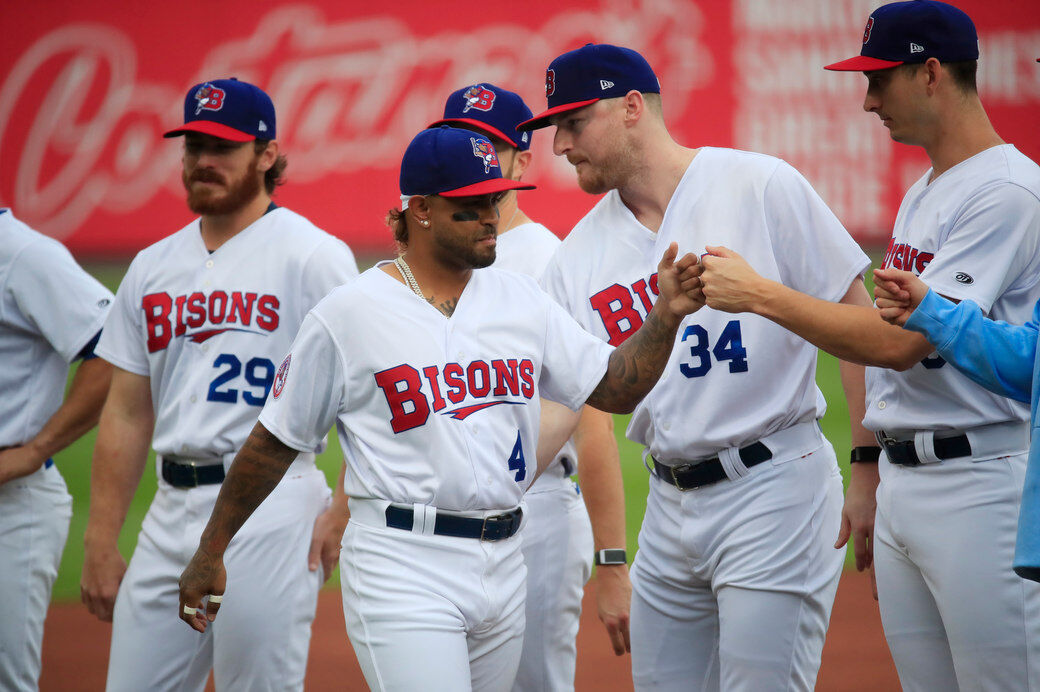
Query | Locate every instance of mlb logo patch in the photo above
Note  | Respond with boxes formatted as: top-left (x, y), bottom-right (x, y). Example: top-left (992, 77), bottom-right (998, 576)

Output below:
top-left (462, 85), bottom-right (496, 113)
top-left (194, 84), bottom-right (226, 115)
top-left (863, 17), bottom-right (874, 44)
top-left (471, 137), bottom-right (499, 173)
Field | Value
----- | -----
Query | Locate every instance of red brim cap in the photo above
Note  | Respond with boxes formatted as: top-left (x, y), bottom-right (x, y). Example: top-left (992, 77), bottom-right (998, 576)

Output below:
top-left (824, 55), bottom-right (905, 71)
top-left (428, 118), bottom-right (521, 148)
top-left (440, 178), bottom-right (536, 198)
top-left (163, 120), bottom-right (256, 142)
top-left (516, 98), bottom-right (600, 132)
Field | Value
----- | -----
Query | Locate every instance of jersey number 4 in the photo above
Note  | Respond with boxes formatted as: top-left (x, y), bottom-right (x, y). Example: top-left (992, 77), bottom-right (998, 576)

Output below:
top-left (679, 320), bottom-right (749, 378)
top-left (508, 430), bottom-right (526, 482)
top-left (207, 354), bottom-right (277, 405)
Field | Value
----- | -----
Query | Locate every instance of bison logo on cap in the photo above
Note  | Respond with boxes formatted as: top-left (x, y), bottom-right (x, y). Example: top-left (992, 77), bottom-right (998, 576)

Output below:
top-left (194, 84), bottom-right (226, 115)
top-left (462, 85), bottom-right (496, 113)
top-left (471, 137), bottom-right (499, 174)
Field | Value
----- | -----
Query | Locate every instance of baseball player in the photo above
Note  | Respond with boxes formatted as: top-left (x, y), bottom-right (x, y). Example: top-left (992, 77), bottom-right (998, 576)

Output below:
top-left (872, 268), bottom-right (1040, 585)
top-left (0, 209), bottom-right (113, 692)
top-left (520, 43), bottom-right (871, 690)
top-left (696, 2), bottom-right (1040, 689)
top-left (429, 84), bottom-right (631, 688)
top-left (176, 124), bottom-right (705, 692)
top-left (79, 78), bottom-right (359, 691)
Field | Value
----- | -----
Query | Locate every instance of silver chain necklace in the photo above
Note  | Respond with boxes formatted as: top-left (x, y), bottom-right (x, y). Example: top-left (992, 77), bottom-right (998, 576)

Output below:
top-left (394, 256), bottom-right (425, 300)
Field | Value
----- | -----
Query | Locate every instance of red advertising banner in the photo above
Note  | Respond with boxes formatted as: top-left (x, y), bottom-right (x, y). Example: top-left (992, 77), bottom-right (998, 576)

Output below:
top-left (2, 0), bottom-right (1038, 257)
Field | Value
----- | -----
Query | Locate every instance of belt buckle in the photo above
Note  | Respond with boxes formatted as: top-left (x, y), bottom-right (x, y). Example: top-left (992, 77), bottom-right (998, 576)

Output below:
top-left (670, 463), bottom-right (695, 492)
top-left (480, 514), bottom-right (502, 541)
top-left (876, 431), bottom-right (898, 451)
top-left (185, 460), bottom-right (200, 487)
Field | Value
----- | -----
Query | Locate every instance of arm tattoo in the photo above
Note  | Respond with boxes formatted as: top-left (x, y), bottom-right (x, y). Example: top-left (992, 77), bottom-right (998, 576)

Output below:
top-left (198, 422), bottom-right (298, 553)
top-left (586, 309), bottom-right (679, 414)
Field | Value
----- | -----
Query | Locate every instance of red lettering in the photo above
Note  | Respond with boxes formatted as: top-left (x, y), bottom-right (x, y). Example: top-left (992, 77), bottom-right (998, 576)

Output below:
top-left (467, 361), bottom-right (491, 397)
top-left (228, 292), bottom-right (257, 326)
top-left (142, 293), bottom-right (173, 353)
top-left (185, 292), bottom-right (206, 328)
top-left (492, 359), bottom-right (520, 397)
top-left (174, 294), bottom-right (187, 336)
top-left (374, 365), bottom-right (430, 433)
top-left (589, 283), bottom-right (643, 347)
top-left (882, 238), bottom-right (895, 269)
top-left (519, 359), bottom-right (535, 398)
top-left (915, 252), bottom-right (933, 274)
top-left (422, 365), bottom-right (446, 412)
top-left (208, 291), bottom-right (228, 324)
top-left (631, 278), bottom-right (654, 313)
top-left (257, 295), bottom-right (280, 331)
top-left (649, 272), bottom-right (659, 296)
top-left (443, 363), bottom-right (466, 404)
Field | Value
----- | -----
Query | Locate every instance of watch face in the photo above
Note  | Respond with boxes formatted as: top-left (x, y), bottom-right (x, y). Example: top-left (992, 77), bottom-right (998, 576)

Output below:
top-left (596, 549), bottom-right (627, 565)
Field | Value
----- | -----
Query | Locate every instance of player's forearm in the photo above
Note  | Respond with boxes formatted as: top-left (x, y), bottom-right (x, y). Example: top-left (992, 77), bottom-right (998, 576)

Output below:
top-left (586, 305), bottom-right (681, 413)
top-left (26, 358), bottom-right (112, 462)
top-left (838, 359), bottom-right (876, 448)
top-left (535, 400), bottom-right (582, 477)
top-left (574, 407), bottom-right (626, 551)
top-left (197, 422), bottom-right (298, 555)
top-left (754, 279), bottom-right (931, 369)
top-left (85, 375), bottom-right (154, 547)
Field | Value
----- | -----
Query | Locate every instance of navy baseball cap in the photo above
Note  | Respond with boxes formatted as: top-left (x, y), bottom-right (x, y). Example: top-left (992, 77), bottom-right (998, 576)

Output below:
top-left (400, 126), bottom-right (536, 198)
top-left (825, 0), bottom-right (978, 72)
top-left (428, 84), bottom-right (533, 151)
top-left (164, 78), bottom-right (276, 142)
top-left (517, 43), bottom-right (660, 131)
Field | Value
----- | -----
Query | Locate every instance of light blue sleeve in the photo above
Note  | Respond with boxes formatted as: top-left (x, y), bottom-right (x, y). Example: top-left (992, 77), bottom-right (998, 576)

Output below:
top-left (903, 289), bottom-right (1037, 403)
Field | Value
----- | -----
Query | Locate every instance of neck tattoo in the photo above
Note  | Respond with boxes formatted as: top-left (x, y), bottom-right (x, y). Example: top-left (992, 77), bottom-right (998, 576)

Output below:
top-left (394, 256), bottom-right (425, 300)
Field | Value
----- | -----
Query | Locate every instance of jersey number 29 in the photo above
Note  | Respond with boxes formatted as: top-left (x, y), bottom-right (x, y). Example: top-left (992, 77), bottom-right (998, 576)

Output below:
top-left (207, 354), bottom-right (276, 405)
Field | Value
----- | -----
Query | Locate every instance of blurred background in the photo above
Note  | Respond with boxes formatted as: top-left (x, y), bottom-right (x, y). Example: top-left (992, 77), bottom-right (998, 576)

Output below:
top-left (3, 0), bottom-right (1038, 260)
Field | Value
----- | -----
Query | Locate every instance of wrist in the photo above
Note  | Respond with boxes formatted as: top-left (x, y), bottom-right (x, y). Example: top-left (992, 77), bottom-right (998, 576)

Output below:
top-left (850, 446), bottom-right (881, 464)
top-left (594, 548), bottom-right (627, 566)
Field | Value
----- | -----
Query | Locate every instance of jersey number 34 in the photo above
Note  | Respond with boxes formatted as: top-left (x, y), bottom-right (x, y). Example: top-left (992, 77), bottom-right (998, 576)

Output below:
top-left (679, 320), bottom-right (748, 378)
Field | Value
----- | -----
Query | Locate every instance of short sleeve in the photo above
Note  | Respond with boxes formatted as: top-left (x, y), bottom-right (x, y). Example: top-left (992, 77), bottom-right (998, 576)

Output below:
top-left (258, 311), bottom-right (346, 452)
top-left (764, 161), bottom-right (870, 302)
top-left (919, 184), bottom-right (1040, 314)
top-left (538, 296), bottom-right (613, 410)
top-left (300, 237), bottom-right (359, 310)
top-left (9, 239), bottom-right (114, 362)
top-left (96, 259), bottom-right (150, 375)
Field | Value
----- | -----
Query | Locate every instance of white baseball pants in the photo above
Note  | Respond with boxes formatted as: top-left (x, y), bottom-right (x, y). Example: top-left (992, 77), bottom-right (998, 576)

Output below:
top-left (875, 448), bottom-right (1040, 692)
top-left (342, 499), bottom-right (527, 692)
top-left (629, 424), bottom-right (845, 691)
top-left (512, 476), bottom-right (593, 692)
top-left (105, 465), bottom-right (329, 692)
top-left (0, 462), bottom-right (71, 692)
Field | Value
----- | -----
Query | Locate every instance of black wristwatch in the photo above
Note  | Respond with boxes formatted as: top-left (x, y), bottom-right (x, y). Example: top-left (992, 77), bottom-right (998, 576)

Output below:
top-left (594, 549), bottom-right (627, 566)
top-left (850, 446), bottom-right (881, 464)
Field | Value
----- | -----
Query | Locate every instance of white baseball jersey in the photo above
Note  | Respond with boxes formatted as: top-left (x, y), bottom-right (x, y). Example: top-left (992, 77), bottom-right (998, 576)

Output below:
top-left (864, 144), bottom-right (1040, 433)
top-left (494, 221), bottom-right (579, 480)
top-left (542, 147), bottom-right (869, 459)
top-left (258, 265), bottom-right (613, 511)
top-left (97, 206), bottom-right (358, 461)
top-left (0, 208), bottom-right (110, 692)
top-left (0, 209), bottom-right (113, 447)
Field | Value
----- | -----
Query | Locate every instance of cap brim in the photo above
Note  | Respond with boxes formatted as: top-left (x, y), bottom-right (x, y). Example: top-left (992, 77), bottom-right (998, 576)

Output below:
top-left (516, 98), bottom-right (600, 132)
top-left (428, 118), bottom-right (521, 148)
top-left (439, 179), bottom-right (536, 197)
top-left (824, 56), bottom-right (905, 71)
top-left (162, 121), bottom-right (256, 142)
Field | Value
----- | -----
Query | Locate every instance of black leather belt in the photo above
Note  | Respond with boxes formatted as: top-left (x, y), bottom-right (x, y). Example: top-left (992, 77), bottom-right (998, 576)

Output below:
top-left (161, 457), bottom-right (226, 488)
top-left (876, 431), bottom-right (971, 466)
top-left (384, 505), bottom-right (523, 541)
top-left (651, 442), bottom-right (772, 491)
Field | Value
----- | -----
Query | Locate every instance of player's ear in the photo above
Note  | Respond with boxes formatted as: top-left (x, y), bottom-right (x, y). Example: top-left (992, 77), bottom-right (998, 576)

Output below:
top-left (513, 151), bottom-right (532, 180)
top-left (256, 139), bottom-right (279, 173)
top-left (407, 195), bottom-right (432, 227)
top-left (622, 91), bottom-right (644, 125)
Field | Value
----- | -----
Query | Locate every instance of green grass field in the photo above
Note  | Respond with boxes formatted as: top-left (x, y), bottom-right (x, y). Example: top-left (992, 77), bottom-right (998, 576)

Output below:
top-left (48, 261), bottom-right (864, 601)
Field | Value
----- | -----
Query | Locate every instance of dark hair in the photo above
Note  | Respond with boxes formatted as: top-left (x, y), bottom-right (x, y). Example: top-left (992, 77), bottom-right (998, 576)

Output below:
top-left (896, 60), bottom-right (977, 93)
top-left (386, 207), bottom-right (408, 247)
top-left (254, 140), bottom-right (288, 194)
